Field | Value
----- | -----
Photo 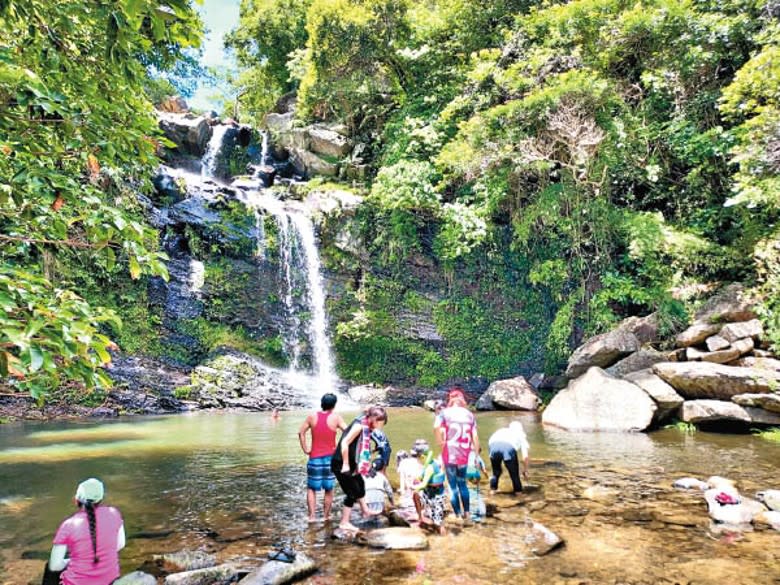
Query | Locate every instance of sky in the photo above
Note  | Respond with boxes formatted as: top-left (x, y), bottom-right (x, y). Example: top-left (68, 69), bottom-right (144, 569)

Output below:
top-left (188, 0), bottom-right (241, 112)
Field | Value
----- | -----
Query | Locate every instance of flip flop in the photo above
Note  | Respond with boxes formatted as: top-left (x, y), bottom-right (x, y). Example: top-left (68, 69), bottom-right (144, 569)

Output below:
top-left (267, 546), bottom-right (296, 563)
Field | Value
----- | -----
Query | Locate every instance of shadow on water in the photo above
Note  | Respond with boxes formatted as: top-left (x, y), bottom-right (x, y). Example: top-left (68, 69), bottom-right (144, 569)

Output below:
top-left (1, 409), bottom-right (779, 585)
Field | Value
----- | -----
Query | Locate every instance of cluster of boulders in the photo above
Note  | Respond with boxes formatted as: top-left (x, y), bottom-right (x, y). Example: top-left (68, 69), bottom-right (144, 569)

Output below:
top-left (542, 284), bottom-right (780, 431)
top-left (112, 549), bottom-right (316, 585)
top-left (265, 110), bottom-right (367, 181)
top-left (673, 476), bottom-right (780, 532)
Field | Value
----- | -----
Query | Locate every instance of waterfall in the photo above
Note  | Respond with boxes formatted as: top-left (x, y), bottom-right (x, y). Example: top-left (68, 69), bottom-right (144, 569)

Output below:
top-left (288, 213), bottom-right (337, 392)
top-left (201, 124), bottom-right (230, 181)
top-left (260, 131), bottom-right (269, 165)
top-left (245, 191), bottom-right (339, 398)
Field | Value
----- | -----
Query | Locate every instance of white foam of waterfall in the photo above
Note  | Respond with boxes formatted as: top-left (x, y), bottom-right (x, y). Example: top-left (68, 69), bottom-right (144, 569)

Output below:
top-left (242, 190), bottom-right (339, 400)
top-left (201, 125), bottom-right (231, 181)
top-left (289, 213), bottom-right (337, 393)
top-left (260, 131), bottom-right (269, 165)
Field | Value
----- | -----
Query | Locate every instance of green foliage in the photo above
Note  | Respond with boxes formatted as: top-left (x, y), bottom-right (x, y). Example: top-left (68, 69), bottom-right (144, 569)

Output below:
top-left (0, 0), bottom-right (202, 396)
top-left (753, 427), bottom-right (780, 443)
top-left (666, 420), bottom-right (698, 434)
top-left (0, 267), bottom-right (119, 399)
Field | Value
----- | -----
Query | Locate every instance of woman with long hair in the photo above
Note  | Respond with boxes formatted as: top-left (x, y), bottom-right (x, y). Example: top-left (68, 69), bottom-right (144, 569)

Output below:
top-left (47, 478), bottom-right (125, 585)
top-left (331, 406), bottom-right (388, 531)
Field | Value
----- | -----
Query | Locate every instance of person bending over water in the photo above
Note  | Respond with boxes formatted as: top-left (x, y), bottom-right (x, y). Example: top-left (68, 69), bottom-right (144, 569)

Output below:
top-left (488, 420), bottom-right (530, 494)
top-left (331, 406), bottom-right (388, 531)
top-left (413, 445), bottom-right (448, 535)
top-left (434, 387), bottom-right (479, 524)
top-left (298, 393), bottom-right (347, 523)
top-left (47, 478), bottom-right (125, 585)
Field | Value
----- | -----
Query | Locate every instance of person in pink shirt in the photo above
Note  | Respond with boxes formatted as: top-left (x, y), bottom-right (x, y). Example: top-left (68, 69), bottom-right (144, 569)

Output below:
top-left (47, 478), bottom-right (125, 585)
top-left (434, 387), bottom-right (480, 524)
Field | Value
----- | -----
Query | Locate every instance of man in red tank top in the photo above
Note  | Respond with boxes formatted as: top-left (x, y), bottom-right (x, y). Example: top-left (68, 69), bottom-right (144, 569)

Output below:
top-left (298, 393), bottom-right (347, 522)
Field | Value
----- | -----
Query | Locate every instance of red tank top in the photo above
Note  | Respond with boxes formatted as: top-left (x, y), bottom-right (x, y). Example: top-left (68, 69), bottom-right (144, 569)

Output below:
top-left (310, 411), bottom-right (337, 458)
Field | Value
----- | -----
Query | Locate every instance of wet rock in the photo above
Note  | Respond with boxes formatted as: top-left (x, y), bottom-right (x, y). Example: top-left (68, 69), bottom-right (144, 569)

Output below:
top-left (719, 319), bottom-right (764, 344)
top-left (732, 393), bottom-right (780, 414)
top-left (565, 326), bottom-right (640, 379)
top-left (605, 348), bottom-right (667, 377)
top-left (756, 490), bottom-right (780, 512)
top-left (153, 551), bottom-right (216, 572)
top-left (151, 256), bottom-right (206, 322)
top-left (651, 511), bottom-right (702, 527)
top-left (114, 572), bottom-right (157, 585)
top-left (582, 485), bottom-right (618, 504)
top-left (106, 355), bottom-right (190, 414)
top-left (675, 323), bottom-right (723, 348)
top-left (673, 477), bottom-right (709, 490)
top-left (623, 369), bottom-right (683, 422)
top-left (163, 563), bottom-right (239, 585)
top-left (188, 350), bottom-right (311, 411)
top-left (524, 520), bottom-right (564, 555)
top-left (387, 509), bottom-right (411, 527)
top-left (653, 362), bottom-right (780, 399)
top-left (152, 169), bottom-right (186, 205)
top-left (348, 383), bottom-right (389, 405)
top-left (682, 399), bottom-right (780, 425)
top-left (356, 527), bottom-right (429, 550)
top-left (475, 376), bottom-right (540, 411)
top-left (704, 489), bottom-right (756, 526)
top-left (158, 112), bottom-right (213, 157)
top-left (542, 367), bottom-right (657, 432)
top-left (239, 552), bottom-right (317, 585)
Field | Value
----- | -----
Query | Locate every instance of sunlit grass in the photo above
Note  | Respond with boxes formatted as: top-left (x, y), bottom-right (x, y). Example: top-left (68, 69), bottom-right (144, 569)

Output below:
top-left (665, 420), bottom-right (697, 434)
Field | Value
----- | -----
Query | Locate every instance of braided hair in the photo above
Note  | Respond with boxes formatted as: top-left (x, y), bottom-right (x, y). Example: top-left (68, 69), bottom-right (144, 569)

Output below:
top-left (82, 501), bottom-right (100, 564)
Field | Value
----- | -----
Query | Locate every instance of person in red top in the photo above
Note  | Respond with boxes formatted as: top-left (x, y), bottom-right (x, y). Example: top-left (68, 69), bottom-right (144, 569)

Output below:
top-left (434, 387), bottom-right (480, 523)
top-left (47, 478), bottom-right (125, 585)
top-left (298, 393), bottom-right (347, 522)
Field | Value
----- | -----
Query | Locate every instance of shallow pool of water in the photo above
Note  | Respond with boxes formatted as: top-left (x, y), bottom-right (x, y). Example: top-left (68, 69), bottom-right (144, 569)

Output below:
top-left (1, 409), bottom-right (778, 584)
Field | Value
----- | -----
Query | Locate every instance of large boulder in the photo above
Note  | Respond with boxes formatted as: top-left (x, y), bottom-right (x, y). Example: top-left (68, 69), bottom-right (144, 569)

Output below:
top-left (542, 367), bottom-right (657, 432)
top-left (606, 348), bottom-right (667, 377)
top-left (681, 399), bottom-right (780, 425)
top-left (348, 384), bottom-right (389, 405)
top-left (238, 552), bottom-right (317, 585)
top-left (693, 283), bottom-right (757, 325)
top-left (719, 319), bottom-right (764, 344)
top-left (475, 377), bottom-right (540, 411)
top-left (675, 323), bottom-right (723, 348)
top-left (732, 393), bottom-right (780, 414)
top-left (289, 148), bottom-right (338, 178)
top-left (157, 96), bottom-right (189, 113)
top-left (308, 127), bottom-right (352, 158)
top-left (565, 326), bottom-right (640, 379)
top-left (652, 362), bottom-right (780, 399)
top-left (187, 350), bottom-right (311, 411)
top-left (623, 369), bottom-right (683, 422)
top-left (158, 112), bottom-right (213, 156)
top-left (730, 356), bottom-right (780, 372)
top-left (265, 112), bottom-right (294, 134)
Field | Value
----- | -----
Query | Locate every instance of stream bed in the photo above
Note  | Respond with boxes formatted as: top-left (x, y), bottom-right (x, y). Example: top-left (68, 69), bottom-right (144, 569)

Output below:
top-left (1, 409), bottom-right (778, 584)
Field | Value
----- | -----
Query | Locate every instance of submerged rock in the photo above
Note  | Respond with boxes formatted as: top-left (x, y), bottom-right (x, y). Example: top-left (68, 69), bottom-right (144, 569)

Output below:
top-left (673, 477), bottom-right (709, 490)
top-left (114, 572), bottom-right (157, 585)
top-left (152, 551), bottom-right (216, 572)
top-left (524, 520), bottom-right (564, 555)
top-left (356, 527), bottom-right (429, 550)
top-left (239, 552), bottom-right (317, 585)
top-left (163, 563), bottom-right (239, 585)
